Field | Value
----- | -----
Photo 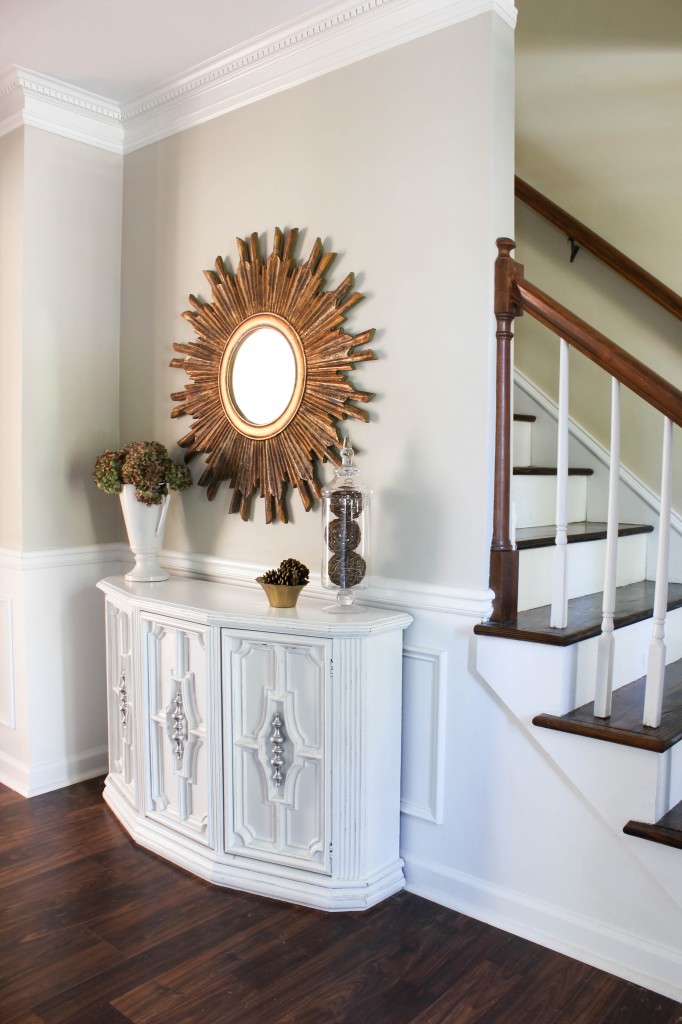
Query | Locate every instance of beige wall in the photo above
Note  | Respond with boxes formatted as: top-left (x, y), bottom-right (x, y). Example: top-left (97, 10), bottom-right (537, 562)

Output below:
top-left (120, 15), bottom-right (515, 590)
top-left (0, 129), bottom-right (24, 551)
top-left (514, 0), bottom-right (682, 504)
top-left (515, 0), bottom-right (681, 288)
top-left (22, 129), bottom-right (123, 549)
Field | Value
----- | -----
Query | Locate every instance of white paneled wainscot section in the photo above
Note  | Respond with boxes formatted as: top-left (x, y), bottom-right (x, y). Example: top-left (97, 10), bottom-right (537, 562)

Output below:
top-left (0, 545), bottom-right (123, 796)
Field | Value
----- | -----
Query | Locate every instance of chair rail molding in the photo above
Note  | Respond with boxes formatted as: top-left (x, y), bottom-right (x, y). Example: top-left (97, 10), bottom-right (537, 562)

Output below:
top-left (0, 0), bottom-right (516, 154)
top-left (160, 548), bottom-right (494, 619)
top-left (0, 543), bottom-right (126, 573)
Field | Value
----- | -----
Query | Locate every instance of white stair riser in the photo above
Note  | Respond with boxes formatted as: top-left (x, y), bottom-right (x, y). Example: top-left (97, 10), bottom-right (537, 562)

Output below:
top-left (518, 533), bottom-right (648, 611)
top-left (478, 608), bottom-right (682, 815)
top-left (670, 743), bottom-right (682, 811)
top-left (572, 605), bottom-right (682, 707)
top-left (477, 629), bottom-right (682, 918)
top-left (513, 420), bottom-right (532, 466)
top-left (513, 474), bottom-right (588, 529)
top-left (477, 606), bottom-right (682, 722)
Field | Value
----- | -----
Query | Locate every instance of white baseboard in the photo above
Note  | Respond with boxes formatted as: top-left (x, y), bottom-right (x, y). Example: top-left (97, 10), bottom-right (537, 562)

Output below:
top-left (0, 746), bottom-right (108, 798)
top-left (0, 749), bottom-right (30, 796)
top-left (404, 854), bottom-right (682, 1003)
top-left (27, 746), bottom-right (109, 797)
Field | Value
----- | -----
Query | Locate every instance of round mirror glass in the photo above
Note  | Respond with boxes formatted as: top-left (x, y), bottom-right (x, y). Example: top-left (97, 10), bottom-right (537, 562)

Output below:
top-left (231, 327), bottom-right (297, 426)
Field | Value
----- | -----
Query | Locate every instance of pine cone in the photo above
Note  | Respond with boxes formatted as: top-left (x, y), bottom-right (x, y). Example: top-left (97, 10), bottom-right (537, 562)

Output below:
top-left (262, 559), bottom-right (310, 587)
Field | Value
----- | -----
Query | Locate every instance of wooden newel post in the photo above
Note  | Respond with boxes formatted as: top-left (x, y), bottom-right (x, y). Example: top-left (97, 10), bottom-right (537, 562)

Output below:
top-left (489, 238), bottom-right (522, 622)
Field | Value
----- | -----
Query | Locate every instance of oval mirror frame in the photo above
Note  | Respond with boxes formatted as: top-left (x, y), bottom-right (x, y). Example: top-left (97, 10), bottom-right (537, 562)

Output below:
top-left (219, 314), bottom-right (306, 439)
top-left (171, 228), bottom-right (376, 524)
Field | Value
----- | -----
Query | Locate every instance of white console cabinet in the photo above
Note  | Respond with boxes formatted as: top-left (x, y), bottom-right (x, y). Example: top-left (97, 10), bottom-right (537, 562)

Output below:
top-left (98, 576), bottom-right (411, 911)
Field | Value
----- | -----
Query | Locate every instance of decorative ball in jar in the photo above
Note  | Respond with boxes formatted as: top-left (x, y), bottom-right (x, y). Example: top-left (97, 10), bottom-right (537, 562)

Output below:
top-left (321, 436), bottom-right (370, 608)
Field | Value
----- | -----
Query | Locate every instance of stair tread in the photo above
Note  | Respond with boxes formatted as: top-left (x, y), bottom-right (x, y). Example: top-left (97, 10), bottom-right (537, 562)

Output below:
top-left (624, 799), bottom-right (682, 850)
top-left (474, 580), bottom-right (682, 646)
top-left (533, 659), bottom-right (682, 752)
top-left (513, 413), bottom-right (536, 422)
top-left (516, 521), bottom-right (653, 550)
top-left (514, 466), bottom-right (593, 476)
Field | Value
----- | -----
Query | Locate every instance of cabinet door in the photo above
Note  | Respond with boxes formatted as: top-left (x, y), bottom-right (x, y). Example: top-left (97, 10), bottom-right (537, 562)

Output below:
top-left (222, 630), bottom-right (330, 872)
top-left (105, 599), bottom-right (137, 808)
top-left (142, 614), bottom-right (212, 847)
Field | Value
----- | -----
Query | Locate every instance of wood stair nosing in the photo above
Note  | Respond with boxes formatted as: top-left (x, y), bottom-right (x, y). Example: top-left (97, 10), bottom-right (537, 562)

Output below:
top-left (513, 413), bottom-right (536, 423)
top-left (624, 800), bottom-right (682, 851)
top-left (513, 466), bottom-right (593, 476)
top-left (474, 581), bottom-right (682, 647)
top-left (532, 658), bottom-right (682, 753)
top-left (515, 521), bottom-right (653, 551)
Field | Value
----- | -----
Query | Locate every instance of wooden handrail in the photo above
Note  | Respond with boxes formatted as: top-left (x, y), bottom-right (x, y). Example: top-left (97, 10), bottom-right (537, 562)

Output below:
top-left (515, 277), bottom-right (682, 427)
top-left (488, 238), bottom-right (682, 623)
top-left (515, 176), bottom-right (682, 322)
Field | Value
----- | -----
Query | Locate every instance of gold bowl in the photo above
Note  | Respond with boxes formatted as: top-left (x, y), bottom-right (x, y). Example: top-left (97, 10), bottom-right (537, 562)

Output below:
top-left (256, 578), bottom-right (308, 608)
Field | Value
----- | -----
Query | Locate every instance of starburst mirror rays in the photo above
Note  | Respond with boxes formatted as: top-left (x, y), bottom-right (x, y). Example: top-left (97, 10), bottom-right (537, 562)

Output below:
top-left (170, 228), bottom-right (377, 523)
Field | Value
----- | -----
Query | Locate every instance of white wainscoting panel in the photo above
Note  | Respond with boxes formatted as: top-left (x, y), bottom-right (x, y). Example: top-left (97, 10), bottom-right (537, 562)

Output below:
top-left (0, 596), bottom-right (15, 729)
top-left (400, 644), bottom-right (446, 824)
top-left (0, 543), bottom-right (125, 796)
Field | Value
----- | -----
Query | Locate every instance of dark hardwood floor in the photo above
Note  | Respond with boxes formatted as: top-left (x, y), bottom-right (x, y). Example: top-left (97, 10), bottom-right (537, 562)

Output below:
top-left (1, 779), bottom-right (680, 1024)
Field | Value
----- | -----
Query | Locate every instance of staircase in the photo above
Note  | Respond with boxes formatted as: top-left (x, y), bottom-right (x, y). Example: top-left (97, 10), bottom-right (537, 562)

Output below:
top-left (472, 195), bottom-right (682, 997)
top-left (476, 408), bottom-right (682, 852)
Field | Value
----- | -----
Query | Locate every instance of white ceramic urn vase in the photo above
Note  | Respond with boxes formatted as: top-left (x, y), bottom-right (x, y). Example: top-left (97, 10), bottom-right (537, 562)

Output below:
top-left (119, 484), bottom-right (170, 582)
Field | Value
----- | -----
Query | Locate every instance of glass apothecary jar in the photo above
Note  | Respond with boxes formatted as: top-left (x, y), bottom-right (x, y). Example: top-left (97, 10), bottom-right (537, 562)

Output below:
top-left (321, 437), bottom-right (371, 608)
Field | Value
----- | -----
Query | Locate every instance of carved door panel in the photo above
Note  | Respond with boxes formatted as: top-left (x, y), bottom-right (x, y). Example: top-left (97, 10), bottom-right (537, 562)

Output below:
top-left (142, 614), bottom-right (212, 847)
top-left (222, 630), bottom-right (330, 873)
top-left (105, 600), bottom-right (137, 807)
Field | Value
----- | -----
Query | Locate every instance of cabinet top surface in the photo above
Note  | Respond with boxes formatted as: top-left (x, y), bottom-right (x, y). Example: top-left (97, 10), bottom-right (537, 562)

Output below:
top-left (98, 576), bottom-right (412, 636)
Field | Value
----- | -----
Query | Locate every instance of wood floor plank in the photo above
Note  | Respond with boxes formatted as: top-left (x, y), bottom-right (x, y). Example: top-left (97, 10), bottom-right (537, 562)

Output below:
top-left (111, 903), bottom-right (320, 1023)
top-left (1, 778), bottom-right (679, 1024)
top-left (3, 1011), bottom-right (49, 1024)
top-left (406, 959), bottom-right (521, 1024)
top-left (160, 910), bottom-right (397, 1024)
top-left (1, 923), bottom-right (126, 1018)
top-left (470, 953), bottom-right (599, 1024)
top-left (567, 969), bottom-right (679, 1024)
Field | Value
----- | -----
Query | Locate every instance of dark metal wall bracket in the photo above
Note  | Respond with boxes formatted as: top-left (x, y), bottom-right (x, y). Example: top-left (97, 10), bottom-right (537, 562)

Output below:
top-left (568, 236), bottom-right (581, 263)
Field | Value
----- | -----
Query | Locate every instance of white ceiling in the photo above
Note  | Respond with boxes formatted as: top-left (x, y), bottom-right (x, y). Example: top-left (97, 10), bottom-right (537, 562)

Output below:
top-left (3, 0), bottom-right (674, 118)
top-left (0, 0), bottom-right (338, 103)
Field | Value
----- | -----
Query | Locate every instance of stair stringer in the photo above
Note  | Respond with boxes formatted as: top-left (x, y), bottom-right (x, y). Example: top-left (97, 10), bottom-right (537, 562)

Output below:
top-left (514, 370), bottom-right (682, 583)
top-left (476, 630), bottom-right (682, 916)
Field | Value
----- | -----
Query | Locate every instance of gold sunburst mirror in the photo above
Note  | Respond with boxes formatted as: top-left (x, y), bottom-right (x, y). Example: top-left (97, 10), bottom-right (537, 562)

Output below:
top-left (170, 229), bottom-right (376, 523)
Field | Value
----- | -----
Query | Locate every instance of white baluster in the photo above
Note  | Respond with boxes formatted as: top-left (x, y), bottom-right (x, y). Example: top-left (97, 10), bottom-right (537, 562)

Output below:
top-left (644, 417), bottom-right (673, 728)
top-left (594, 378), bottom-right (620, 718)
top-left (551, 338), bottom-right (569, 628)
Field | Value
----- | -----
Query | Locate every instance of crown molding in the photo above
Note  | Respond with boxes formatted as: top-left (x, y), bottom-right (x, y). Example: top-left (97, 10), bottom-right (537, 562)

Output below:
top-left (0, 0), bottom-right (515, 155)
top-left (120, 0), bottom-right (517, 154)
top-left (0, 66), bottom-right (123, 152)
